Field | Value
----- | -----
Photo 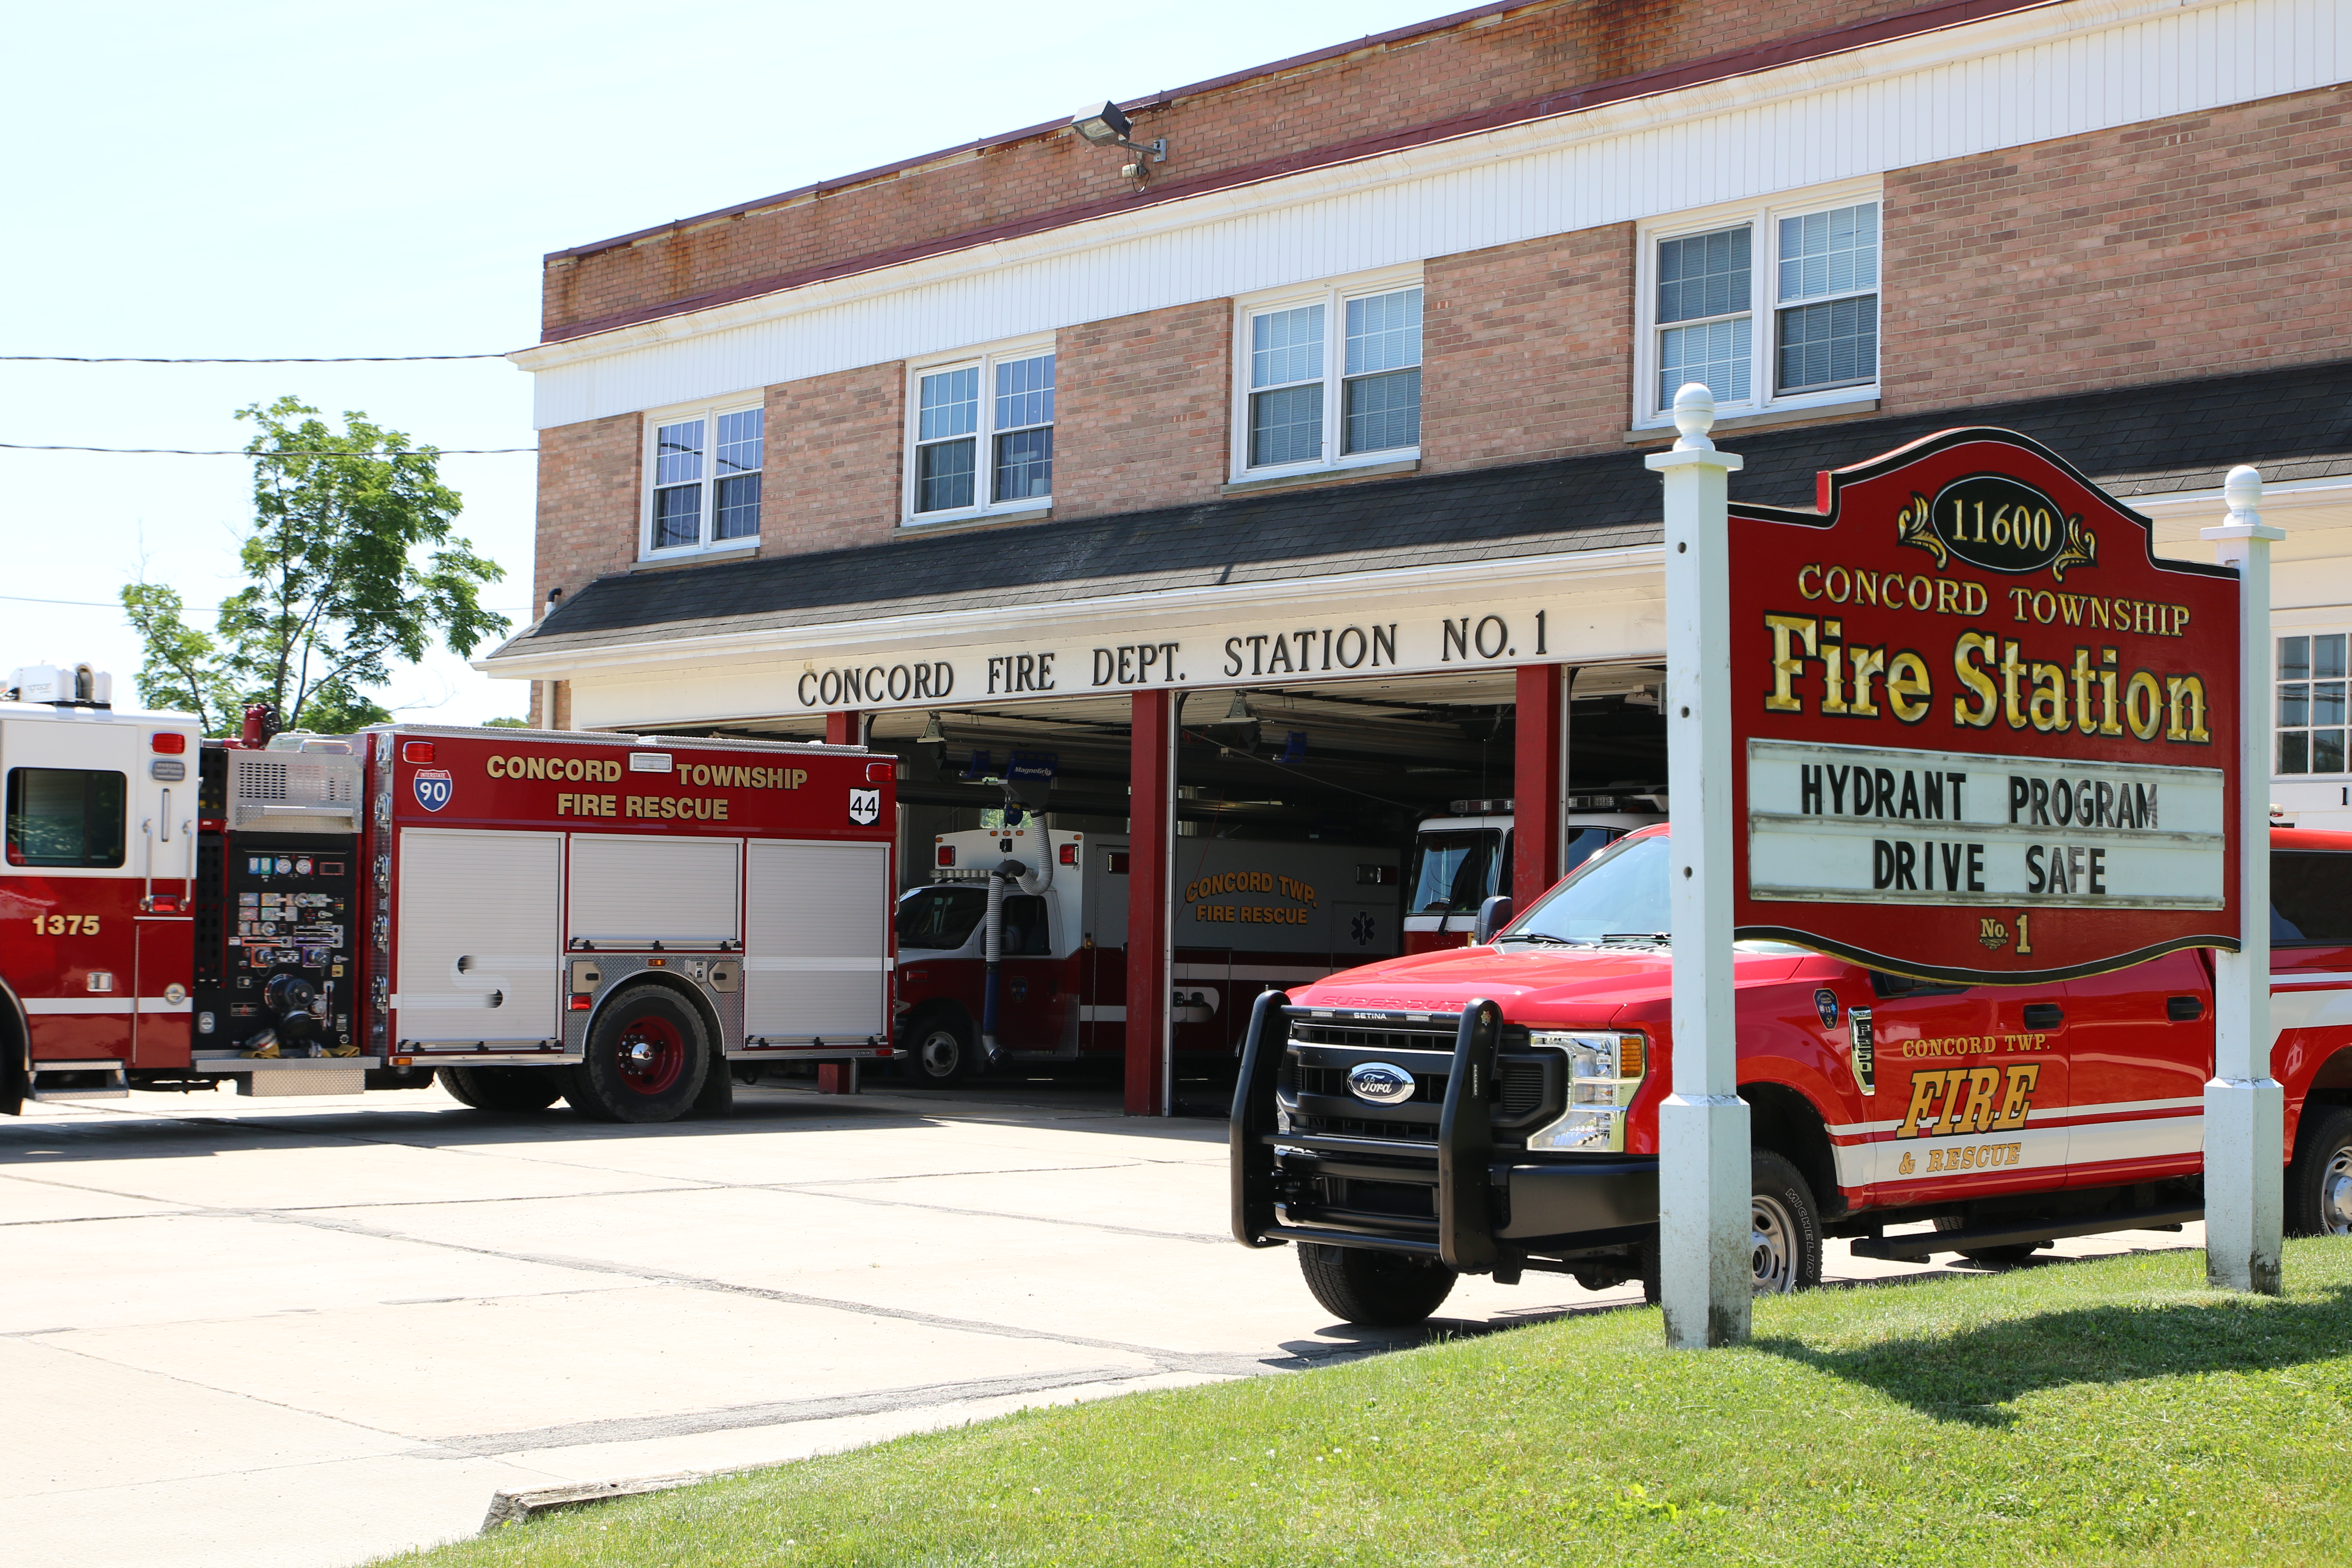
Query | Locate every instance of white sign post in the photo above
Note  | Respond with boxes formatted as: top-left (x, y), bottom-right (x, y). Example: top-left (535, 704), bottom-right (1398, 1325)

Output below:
top-left (2200, 465), bottom-right (2286, 1295)
top-left (1648, 385), bottom-right (1752, 1348)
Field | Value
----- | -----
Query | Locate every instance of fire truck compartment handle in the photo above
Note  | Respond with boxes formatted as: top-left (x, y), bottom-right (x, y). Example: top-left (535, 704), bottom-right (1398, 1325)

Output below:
top-left (1437, 999), bottom-right (1504, 1274)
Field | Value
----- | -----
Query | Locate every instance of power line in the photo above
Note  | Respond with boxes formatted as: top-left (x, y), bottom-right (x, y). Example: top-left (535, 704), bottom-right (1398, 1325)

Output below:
top-left (2, 353), bottom-right (507, 364)
top-left (0, 442), bottom-right (534, 456)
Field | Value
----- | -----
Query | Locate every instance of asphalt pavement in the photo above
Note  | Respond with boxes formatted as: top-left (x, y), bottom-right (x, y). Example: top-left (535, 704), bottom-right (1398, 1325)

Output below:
top-left (0, 1073), bottom-right (2207, 1568)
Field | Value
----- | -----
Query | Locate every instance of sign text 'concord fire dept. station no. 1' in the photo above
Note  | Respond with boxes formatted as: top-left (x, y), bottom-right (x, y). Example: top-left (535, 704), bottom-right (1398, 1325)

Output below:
top-left (1729, 428), bottom-right (2243, 984)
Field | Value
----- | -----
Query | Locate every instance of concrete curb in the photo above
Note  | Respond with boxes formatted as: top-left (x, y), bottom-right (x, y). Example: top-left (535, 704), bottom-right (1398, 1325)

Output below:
top-left (481, 1471), bottom-right (716, 1534)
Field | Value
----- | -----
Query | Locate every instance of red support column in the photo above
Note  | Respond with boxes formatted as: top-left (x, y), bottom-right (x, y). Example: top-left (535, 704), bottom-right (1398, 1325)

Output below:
top-left (816, 1062), bottom-right (858, 1094)
top-left (1514, 663), bottom-right (1568, 909)
top-left (825, 710), bottom-right (863, 746)
top-left (1126, 689), bottom-right (1175, 1116)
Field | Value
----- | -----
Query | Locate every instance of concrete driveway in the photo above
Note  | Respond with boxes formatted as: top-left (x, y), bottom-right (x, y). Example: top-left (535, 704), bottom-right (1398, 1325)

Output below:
top-left (1, 1077), bottom-right (2203, 1568)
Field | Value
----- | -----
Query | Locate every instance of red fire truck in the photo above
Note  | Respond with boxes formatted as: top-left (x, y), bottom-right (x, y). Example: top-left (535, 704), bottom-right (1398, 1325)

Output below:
top-left (2, 665), bottom-right (897, 1122)
top-left (1233, 823), bottom-right (2352, 1325)
top-left (894, 826), bottom-right (1401, 1084)
top-left (1401, 795), bottom-right (1666, 953)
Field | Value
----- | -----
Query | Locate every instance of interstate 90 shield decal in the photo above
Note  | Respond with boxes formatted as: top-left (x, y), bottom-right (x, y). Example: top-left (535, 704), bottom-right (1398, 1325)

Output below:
top-left (412, 768), bottom-right (453, 812)
top-left (1727, 427), bottom-right (2242, 985)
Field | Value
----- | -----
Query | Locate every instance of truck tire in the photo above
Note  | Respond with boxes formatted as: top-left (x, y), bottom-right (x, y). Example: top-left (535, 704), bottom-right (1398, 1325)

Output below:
top-left (1296, 1243), bottom-right (1457, 1326)
top-left (1933, 1214), bottom-right (2045, 1265)
top-left (2287, 1105), bottom-right (2352, 1236)
top-left (904, 1010), bottom-right (977, 1087)
top-left (1751, 1149), bottom-right (1825, 1293)
top-left (1638, 1151), bottom-right (1825, 1305)
top-left (439, 1066), bottom-right (557, 1112)
top-left (566, 987), bottom-right (708, 1124)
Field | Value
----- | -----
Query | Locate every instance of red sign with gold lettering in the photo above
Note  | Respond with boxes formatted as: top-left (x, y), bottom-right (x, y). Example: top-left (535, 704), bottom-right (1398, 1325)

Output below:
top-left (1729, 427), bottom-right (2241, 983)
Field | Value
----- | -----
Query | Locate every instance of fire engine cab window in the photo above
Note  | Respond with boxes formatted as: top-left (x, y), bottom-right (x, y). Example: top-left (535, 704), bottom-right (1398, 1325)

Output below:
top-left (897, 886), bottom-right (988, 949)
top-left (1001, 894), bottom-right (1051, 956)
top-left (4, 768), bottom-right (127, 869)
top-left (1409, 829), bottom-right (1499, 915)
top-left (2270, 851), bottom-right (2352, 942)
top-left (1505, 833), bottom-right (1670, 943)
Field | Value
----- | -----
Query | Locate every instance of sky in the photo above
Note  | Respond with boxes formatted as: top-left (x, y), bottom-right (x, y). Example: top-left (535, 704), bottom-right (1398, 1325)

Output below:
top-left (1, 0), bottom-right (1455, 727)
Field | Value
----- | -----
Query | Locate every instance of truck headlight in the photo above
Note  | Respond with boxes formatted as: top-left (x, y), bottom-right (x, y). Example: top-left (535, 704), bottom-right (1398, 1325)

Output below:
top-left (1525, 1031), bottom-right (1646, 1152)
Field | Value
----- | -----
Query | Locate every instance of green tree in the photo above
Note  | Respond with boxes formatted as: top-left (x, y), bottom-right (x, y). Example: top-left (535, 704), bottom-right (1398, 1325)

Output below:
top-left (121, 398), bottom-right (510, 735)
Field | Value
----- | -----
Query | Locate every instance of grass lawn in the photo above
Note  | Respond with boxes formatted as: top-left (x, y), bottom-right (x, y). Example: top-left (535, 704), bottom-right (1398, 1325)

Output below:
top-left (389, 1240), bottom-right (2352, 1567)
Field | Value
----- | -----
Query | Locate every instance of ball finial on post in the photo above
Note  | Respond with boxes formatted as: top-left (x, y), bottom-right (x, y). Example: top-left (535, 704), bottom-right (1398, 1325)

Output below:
top-left (2224, 464), bottom-right (2265, 527)
top-left (1671, 383), bottom-right (1718, 451)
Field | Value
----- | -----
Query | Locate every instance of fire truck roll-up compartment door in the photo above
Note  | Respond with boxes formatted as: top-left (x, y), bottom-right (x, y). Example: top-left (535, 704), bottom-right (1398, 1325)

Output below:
top-left (567, 834), bottom-right (742, 947)
top-left (395, 829), bottom-right (561, 1043)
top-left (745, 839), bottom-right (890, 1040)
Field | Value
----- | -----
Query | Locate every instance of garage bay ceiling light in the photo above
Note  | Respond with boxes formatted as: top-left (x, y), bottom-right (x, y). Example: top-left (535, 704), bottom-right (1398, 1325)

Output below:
top-left (1070, 100), bottom-right (1166, 181)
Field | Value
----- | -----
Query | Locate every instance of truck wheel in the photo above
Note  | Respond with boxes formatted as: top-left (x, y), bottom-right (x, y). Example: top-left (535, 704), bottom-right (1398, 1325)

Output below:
top-left (1296, 1243), bottom-right (1457, 1326)
top-left (441, 1066), bottom-right (560, 1112)
top-left (905, 1011), bottom-right (977, 1087)
top-left (1933, 1214), bottom-right (2044, 1265)
top-left (1751, 1150), bottom-right (1825, 1293)
top-left (2287, 1105), bottom-right (2352, 1236)
top-left (566, 988), bottom-right (707, 1123)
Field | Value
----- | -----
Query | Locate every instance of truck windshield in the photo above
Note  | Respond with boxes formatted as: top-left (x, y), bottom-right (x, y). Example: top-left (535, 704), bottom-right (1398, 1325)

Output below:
top-left (1409, 829), bottom-right (1501, 915)
top-left (897, 886), bottom-right (989, 949)
top-left (1501, 832), bottom-right (1670, 943)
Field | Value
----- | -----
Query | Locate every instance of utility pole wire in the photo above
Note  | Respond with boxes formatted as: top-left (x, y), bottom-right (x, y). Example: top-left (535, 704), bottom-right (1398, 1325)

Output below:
top-left (0, 442), bottom-right (535, 455)
top-left (2, 353), bottom-right (508, 363)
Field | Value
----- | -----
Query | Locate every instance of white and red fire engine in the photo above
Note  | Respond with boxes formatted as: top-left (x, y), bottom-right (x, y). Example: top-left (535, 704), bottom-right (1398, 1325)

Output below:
top-left (1, 665), bottom-right (896, 1122)
top-left (892, 826), bottom-right (1401, 1084)
top-left (1401, 794), bottom-right (1666, 954)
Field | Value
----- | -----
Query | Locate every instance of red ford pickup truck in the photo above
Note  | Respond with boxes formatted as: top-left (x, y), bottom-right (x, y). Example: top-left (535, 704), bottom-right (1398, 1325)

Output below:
top-left (1231, 823), bottom-right (2352, 1326)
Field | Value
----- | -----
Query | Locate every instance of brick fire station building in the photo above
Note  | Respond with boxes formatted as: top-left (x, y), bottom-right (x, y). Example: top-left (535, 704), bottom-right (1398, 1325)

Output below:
top-left (487, 0), bottom-right (2352, 1111)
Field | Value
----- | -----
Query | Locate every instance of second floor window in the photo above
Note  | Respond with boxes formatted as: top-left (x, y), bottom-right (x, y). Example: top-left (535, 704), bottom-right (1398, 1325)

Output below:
top-left (1645, 190), bottom-right (1881, 423)
top-left (648, 404), bottom-right (763, 554)
top-left (2279, 634), bottom-right (2347, 775)
top-left (910, 349), bottom-right (1054, 520)
top-left (1239, 278), bottom-right (1423, 476)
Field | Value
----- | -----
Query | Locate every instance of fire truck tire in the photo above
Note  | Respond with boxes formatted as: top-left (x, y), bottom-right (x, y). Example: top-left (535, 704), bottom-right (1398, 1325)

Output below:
top-left (904, 1010), bottom-right (978, 1086)
top-left (1932, 1214), bottom-right (2045, 1265)
top-left (568, 987), bottom-right (709, 1123)
top-left (2287, 1104), bottom-right (2352, 1237)
top-left (1647, 1151), bottom-right (1825, 1303)
top-left (1296, 1243), bottom-right (1457, 1326)
top-left (441, 1066), bottom-right (561, 1113)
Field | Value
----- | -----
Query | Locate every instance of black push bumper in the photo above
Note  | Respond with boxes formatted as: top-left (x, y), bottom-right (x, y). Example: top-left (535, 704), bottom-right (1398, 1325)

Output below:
top-left (1230, 992), bottom-right (1661, 1271)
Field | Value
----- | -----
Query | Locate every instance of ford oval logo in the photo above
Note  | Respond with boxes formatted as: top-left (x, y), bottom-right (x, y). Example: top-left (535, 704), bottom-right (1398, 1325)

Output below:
top-left (1348, 1061), bottom-right (1416, 1105)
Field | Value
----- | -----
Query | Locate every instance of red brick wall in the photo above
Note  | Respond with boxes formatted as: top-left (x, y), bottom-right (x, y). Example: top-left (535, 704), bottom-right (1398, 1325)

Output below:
top-left (1422, 223), bottom-right (1636, 471)
top-left (544, 0), bottom-right (1934, 339)
top-left (756, 364), bottom-right (903, 557)
top-left (1051, 300), bottom-right (1233, 518)
top-left (533, 412), bottom-right (640, 613)
top-left (1882, 83), bottom-right (2352, 412)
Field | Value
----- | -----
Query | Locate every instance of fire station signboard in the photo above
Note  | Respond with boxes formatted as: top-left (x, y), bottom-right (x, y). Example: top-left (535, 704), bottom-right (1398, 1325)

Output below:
top-left (1729, 428), bottom-right (2241, 984)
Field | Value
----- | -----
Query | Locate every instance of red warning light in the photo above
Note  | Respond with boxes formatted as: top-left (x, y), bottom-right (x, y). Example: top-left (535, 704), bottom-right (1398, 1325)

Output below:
top-left (150, 732), bottom-right (187, 754)
top-left (401, 741), bottom-right (436, 764)
top-left (937, 845), bottom-right (956, 867)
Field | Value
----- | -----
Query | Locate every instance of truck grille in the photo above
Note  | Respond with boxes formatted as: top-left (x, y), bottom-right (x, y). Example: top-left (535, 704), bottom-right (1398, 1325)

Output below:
top-left (1280, 1012), bottom-right (1558, 1145)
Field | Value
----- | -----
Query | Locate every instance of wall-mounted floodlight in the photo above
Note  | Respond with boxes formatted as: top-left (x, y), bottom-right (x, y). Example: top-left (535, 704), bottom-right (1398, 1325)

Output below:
top-left (1071, 100), bottom-right (1166, 180)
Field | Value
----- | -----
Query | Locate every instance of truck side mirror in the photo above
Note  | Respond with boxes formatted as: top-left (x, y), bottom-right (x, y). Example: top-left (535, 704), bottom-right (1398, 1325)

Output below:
top-left (1475, 895), bottom-right (1514, 945)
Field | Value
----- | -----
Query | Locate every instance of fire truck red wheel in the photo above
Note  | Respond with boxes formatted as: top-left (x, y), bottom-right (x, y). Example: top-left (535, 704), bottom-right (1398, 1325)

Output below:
top-left (570, 987), bottom-right (708, 1123)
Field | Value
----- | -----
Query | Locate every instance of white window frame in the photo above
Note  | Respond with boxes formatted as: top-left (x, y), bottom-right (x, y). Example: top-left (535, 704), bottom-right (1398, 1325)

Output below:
top-left (901, 336), bottom-right (1057, 528)
top-left (1229, 264), bottom-right (1425, 484)
top-left (638, 396), bottom-right (766, 561)
top-left (1632, 177), bottom-right (1884, 433)
top-left (2275, 627), bottom-right (2352, 779)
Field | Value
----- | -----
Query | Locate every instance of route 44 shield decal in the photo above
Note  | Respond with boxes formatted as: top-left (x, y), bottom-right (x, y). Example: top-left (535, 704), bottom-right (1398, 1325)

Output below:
top-left (413, 769), bottom-right (453, 812)
top-left (847, 786), bottom-right (881, 826)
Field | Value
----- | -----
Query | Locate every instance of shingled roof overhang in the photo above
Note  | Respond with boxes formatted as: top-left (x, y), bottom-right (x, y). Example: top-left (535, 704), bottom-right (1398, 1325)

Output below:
top-left (489, 359), bottom-right (2352, 671)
